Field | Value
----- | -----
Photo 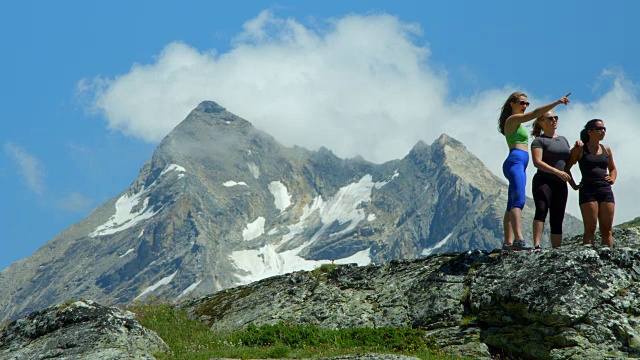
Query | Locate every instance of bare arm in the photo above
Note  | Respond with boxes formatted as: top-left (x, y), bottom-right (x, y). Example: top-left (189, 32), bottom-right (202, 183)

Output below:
top-left (605, 145), bottom-right (617, 184)
top-left (565, 146), bottom-right (582, 190)
top-left (504, 93), bottom-right (571, 135)
top-left (531, 147), bottom-right (570, 182)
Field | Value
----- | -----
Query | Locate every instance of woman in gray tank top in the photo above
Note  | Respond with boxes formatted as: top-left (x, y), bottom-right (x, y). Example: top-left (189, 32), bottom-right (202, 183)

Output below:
top-left (530, 110), bottom-right (581, 249)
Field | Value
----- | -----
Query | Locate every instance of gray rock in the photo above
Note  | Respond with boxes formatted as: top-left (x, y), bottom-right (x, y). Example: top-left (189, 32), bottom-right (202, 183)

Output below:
top-left (0, 300), bottom-right (167, 360)
top-left (182, 227), bottom-right (640, 360)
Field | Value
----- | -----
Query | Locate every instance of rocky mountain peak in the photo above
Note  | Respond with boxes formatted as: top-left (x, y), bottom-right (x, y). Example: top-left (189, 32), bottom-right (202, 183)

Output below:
top-left (194, 100), bottom-right (227, 114)
top-left (0, 101), bottom-right (583, 323)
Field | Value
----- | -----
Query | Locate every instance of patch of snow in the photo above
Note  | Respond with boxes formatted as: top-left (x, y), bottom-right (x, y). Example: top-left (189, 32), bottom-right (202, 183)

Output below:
top-left (367, 213), bottom-right (376, 221)
top-left (90, 188), bottom-right (160, 237)
top-left (247, 162), bottom-right (260, 179)
top-left (230, 173), bottom-right (395, 285)
top-left (269, 181), bottom-right (292, 212)
top-left (320, 174), bottom-right (387, 237)
top-left (138, 229), bottom-right (144, 238)
top-left (242, 217), bottom-right (265, 241)
top-left (178, 280), bottom-right (202, 299)
top-left (279, 196), bottom-right (324, 245)
top-left (119, 248), bottom-right (134, 258)
top-left (374, 170), bottom-right (400, 189)
top-left (134, 271), bottom-right (178, 300)
top-left (335, 248), bottom-right (372, 265)
top-left (268, 228), bottom-right (279, 235)
top-left (160, 164), bottom-right (186, 176)
top-left (422, 233), bottom-right (453, 256)
top-left (223, 181), bottom-right (248, 187)
top-left (230, 245), bottom-right (371, 285)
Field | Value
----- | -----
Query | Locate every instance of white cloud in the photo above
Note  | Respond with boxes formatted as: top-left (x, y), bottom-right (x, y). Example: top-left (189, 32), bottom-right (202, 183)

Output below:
top-left (4, 142), bottom-right (45, 194)
top-left (80, 11), bottom-right (640, 224)
top-left (56, 192), bottom-right (93, 212)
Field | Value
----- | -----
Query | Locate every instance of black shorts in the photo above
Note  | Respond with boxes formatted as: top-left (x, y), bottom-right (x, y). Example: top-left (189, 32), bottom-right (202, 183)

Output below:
top-left (579, 182), bottom-right (615, 204)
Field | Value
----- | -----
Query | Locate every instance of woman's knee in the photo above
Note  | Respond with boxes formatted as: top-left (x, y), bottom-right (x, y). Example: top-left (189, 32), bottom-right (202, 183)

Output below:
top-left (583, 224), bottom-right (597, 233)
top-left (599, 226), bottom-right (613, 234)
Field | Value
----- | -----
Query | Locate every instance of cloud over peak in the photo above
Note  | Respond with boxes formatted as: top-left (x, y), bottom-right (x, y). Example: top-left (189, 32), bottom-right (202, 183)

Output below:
top-left (79, 10), bottom-right (640, 223)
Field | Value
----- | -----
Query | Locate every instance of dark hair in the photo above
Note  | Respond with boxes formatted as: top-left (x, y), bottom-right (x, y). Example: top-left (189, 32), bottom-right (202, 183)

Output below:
top-left (498, 91), bottom-right (527, 135)
top-left (580, 119), bottom-right (603, 143)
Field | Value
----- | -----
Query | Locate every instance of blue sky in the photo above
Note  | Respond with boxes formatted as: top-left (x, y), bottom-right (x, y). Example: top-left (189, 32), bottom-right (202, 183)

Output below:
top-left (2, 0), bottom-right (639, 270)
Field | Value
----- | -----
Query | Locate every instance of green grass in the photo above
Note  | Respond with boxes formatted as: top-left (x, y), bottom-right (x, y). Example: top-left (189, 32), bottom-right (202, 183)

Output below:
top-left (617, 216), bottom-right (640, 229)
top-left (131, 303), bottom-right (465, 360)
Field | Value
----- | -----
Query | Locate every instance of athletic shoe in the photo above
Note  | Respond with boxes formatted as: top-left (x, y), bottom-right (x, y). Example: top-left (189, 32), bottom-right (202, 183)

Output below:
top-left (533, 245), bottom-right (542, 250)
top-left (511, 239), bottom-right (532, 250)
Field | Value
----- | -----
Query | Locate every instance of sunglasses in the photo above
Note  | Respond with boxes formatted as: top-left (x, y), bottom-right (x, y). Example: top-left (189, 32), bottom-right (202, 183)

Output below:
top-left (518, 100), bottom-right (531, 106)
top-left (592, 126), bottom-right (607, 131)
top-left (545, 116), bottom-right (559, 121)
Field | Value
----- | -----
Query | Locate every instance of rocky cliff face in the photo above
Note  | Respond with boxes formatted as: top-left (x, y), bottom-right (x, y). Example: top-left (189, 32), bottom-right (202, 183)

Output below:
top-left (0, 300), bottom-right (167, 359)
top-left (0, 101), bottom-right (582, 322)
top-left (183, 227), bottom-right (640, 360)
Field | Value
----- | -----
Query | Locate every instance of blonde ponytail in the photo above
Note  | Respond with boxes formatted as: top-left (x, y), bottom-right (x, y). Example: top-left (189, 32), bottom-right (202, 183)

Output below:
top-left (531, 118), bottom-right (543, 137)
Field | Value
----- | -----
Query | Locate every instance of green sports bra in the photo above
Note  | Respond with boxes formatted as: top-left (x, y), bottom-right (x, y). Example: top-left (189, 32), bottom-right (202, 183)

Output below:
top-left (505, 124), bottom-right (528, 145)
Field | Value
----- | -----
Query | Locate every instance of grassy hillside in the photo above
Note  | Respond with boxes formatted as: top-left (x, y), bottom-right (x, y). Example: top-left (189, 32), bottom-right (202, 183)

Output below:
top-left (617, 217), bottom-right (640, 229)
top-left (130, 302), bottom-right (466, 360)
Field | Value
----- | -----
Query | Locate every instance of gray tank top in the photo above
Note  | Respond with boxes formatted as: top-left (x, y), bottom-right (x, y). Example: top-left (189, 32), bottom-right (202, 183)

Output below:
top-left (530, 135), bottom-right (571, 177)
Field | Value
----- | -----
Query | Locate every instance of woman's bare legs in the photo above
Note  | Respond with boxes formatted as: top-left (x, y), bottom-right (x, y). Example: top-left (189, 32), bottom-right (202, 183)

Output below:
top-left (533, 219), bottom-right (562, 248)
top-left (580, 202), bottom-right (598, 245)
top-left (504, 211), bottom-right (513, 245)
top-left (550, 234), bottom-right (562, 248)
top-left (598, 202), bottom-right (615, 247)
top-left (532, 219), bottom-right (544, 247)
top-left (509, 207), bottom-right (525, 241)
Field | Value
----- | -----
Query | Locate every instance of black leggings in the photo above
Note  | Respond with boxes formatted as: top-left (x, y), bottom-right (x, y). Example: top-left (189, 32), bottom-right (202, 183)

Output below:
top-left (532, 174), bottom-right (568, 235)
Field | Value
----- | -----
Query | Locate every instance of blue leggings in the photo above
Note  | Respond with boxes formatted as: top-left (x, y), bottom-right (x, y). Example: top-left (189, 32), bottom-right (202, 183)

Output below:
top-left (502, 148), bottom-right (529, 211)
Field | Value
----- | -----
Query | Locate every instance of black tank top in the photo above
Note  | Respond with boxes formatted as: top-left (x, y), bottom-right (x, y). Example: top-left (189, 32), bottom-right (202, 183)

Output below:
top-left (578, 144), bottom-right (609, 184)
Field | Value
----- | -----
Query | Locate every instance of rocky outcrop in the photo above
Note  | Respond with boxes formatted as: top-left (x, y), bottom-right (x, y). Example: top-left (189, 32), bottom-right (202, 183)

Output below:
top-left (183, 227), bottom-right (640, 360)
top-left (0, 300), bottom-right (167, 360)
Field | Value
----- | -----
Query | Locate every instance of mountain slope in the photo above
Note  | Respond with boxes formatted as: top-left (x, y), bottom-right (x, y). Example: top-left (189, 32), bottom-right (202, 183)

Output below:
top-left (0, 101), bottom-right (582, 321)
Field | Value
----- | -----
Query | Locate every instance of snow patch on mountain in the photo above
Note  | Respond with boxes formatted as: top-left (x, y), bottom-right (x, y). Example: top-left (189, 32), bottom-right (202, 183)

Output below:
top-left (89, 187), bottom-right (160, 238)
top-left (178, 280), bottom-right (202, 299)
top-left (243, 217), bottom-right (266, 241)
top-left (160, 164), bottom-right (186, 178)
top-left (134, 271), bottom-right (178, 300)
top-left (247, 162), bottom-right (260, 179)
top-left (279, 196), bottom-right (324, 245)
top-left (119, 248), bottom-right (134, 258)
top-left (230, 245), bottom-right (371, 285)
top-left (320, 174), bottom-right (387, 237)
top-left (269, 181), bottom-right (292, 212)
top-left (422, 233), bottom-right (453, 256)
top-left (231, 173), bottom-right (391, 284)
top-left (223, 181), bottom-right (248, 187)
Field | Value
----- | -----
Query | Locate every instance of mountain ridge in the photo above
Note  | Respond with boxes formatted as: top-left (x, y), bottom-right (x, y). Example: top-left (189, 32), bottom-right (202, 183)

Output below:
top-left (0, 100), bottom-right (582, 321)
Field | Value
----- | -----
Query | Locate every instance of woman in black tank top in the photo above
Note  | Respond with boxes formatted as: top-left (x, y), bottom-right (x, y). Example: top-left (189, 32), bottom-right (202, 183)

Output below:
top-left (565, 119), bottom-right (617, 248)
